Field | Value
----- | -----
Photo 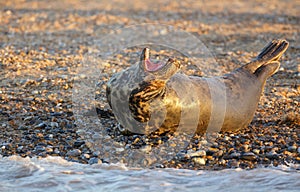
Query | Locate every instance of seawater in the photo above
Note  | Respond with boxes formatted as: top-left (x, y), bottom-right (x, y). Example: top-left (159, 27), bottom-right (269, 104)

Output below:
top-left (0, 156), bottom-right (299, 192)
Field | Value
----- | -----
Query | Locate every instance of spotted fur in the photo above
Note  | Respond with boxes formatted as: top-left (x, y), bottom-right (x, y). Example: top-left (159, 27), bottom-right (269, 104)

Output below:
top-left (107, 40), bottom-right (289, 135)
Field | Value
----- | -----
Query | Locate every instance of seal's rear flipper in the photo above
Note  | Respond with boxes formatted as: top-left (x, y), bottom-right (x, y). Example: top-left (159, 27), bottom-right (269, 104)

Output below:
top-left (254, 61), bottom-right (280, 81)
top-left (256, 39), bottom-right (289, 61)
top-left (243, 39), bottom-right (289, 73)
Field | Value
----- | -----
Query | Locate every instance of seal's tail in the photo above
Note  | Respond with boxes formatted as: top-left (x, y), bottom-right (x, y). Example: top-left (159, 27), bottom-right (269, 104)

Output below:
top-left (243, 39), bottom-right (289, 79)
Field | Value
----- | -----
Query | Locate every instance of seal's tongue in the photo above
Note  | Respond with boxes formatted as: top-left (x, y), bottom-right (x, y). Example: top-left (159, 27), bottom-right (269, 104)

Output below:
top-left (141, 48), bottom-right (165, 72)
top-left (145, 59), bottom-right (165, 72)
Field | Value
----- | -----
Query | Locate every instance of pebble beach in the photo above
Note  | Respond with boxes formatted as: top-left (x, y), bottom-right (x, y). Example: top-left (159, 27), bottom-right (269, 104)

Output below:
top-left (0, 0), bottom-right (299, 170)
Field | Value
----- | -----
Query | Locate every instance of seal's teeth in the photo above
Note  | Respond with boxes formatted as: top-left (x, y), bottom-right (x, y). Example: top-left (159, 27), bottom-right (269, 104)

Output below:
top-left (145, 48), bottom-right (150, 59)
top-left (142, 47), bottom-right (150, 60)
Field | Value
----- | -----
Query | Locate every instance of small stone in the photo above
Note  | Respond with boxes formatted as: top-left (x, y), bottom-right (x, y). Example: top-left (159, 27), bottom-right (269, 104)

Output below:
top-left (31, 90), bottom-right (39, 94)
top-left (241, 144), bottom-right (250, 152)
top-left (297, 147), bottom-right (300, 154)
top-left (83, 153), bottom-right (90, 159)
top-left (88, 157), bottom-right (102, 165)
top-left (199, 140), bottom-right (208, 145)
top-left (45, 134), bottom-right (53, 140)
top-left (283, 150), bottom-right (293, 156)
top-left (46, 146), bottom-right (53, 153)
top-left (35, 122), bottom-right (46, 128)
top-left (206, 156), bottom-right (214, 160)
top-left (54, 148), bottom-right (60, 154)
top-left (67, 149), bottom-right (81, 157)
top-left (93, 151), bottom-right (100, 157)
top-left (288, 145), bottom-right (297, 152)
top-left (17, 146), bottom-right (24, 152)
top-left (192, 157), bottom-right (206, 165)
top-left (38, 152), bottom-right (47, 158)
top-left (50, 112), bottom-right (63, 116)
top-left (143, 155), bottom-right (157, 166)
top-left (115, 147), bottom-right (124, 152)
top-left (18, 125), bottom-right (28, 130)
top-left (188, 149), bottom-right (206, 157)
top-left (214, 150), bottom-right (224, 157)
top-left (253, 149), bottom-right (260, 155)
top-left (241, 152), bottom-right (257, 161)
top-left (229, 152), bottom-right (241, 159)
top-left (34, 145), bottom-right (46, 152)
top-left (176, 151), bottom-right (189, 160)
top-left (266, 151), bottom-right (279, 159)
top-left (140, 145), bottom-right (152, 153)
top-left (74, 140), bottom-right (85, 147)
top-left (207, 147), bottom-right (219, 155)
top-left (132, 137), bottom-right (140, 145)
top-left (24, 116), bottom-right (33, 121)
top-left (50, 122), bottom-right (59, 127)
top-left (227, 159), bottom-right (239, 168)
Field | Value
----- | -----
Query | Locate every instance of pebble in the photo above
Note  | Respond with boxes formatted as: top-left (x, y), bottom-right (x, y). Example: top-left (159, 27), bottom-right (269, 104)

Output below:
top-left (192, 157), bottom-right (206, 165)
top-left (214, 150), bottom-right (224, 157)
top-left (45, 134), bottom-right (54, 140)
top-left (88, 157), bottom-right (102, 165)
top-left (17, 146), bottom-right (23, 152)
top-left (34, 146), bottom-right (46, 152)
top-left (287, 145), bottom-right (297, 152)
top-left (67, 149), bottom-right (81, 157)
top-left (140, 145), bottom-right (152, 153)
top-left (34, 122), bottom-right (46, 128)
top-left (54, 148), bottom-right (60, 154)
top-left (252, 149), bottom-right (260, 155)
top-left (206, 147), bottom-right (219, 155)
top-left (241, 144), bottom-right (250, 152)
top-left (241, 152), bottom-right (257, 161)
top-left (115, 147), bottom-right (125, 152)
top-left (227, 159), bottom-right (239, 168)
top-left (50, 122), bottom-right (59, 128)
top-left (229, 152), bottom-right (241, 159)
top-left (188, 149), bottom-right (206, 157)
top-left (74, 140), bottom-right (85, 148)
top-left (93, 151), bottom-right (101, 157)
top-left (266, 151), bottom-right (279, 159)
top-left (46, 146), bottom-right (53, 153)
top-left (83, 153), bottom-right (90, 159)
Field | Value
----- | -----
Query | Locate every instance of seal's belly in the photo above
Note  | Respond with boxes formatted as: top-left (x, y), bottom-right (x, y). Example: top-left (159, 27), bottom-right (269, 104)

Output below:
top-left (159, 71), bottom-right (263, 134)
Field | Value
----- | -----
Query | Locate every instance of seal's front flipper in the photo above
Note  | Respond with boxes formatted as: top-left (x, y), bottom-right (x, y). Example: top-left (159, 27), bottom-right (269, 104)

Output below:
top-left (254, 61), bottom-right (280, 81)
top-left (243, 39), bottom-right (289, 73)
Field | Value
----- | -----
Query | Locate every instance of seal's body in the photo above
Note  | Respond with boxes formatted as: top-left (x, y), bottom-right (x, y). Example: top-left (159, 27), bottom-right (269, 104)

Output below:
top-left (107, 39), bottom-right (289, 135)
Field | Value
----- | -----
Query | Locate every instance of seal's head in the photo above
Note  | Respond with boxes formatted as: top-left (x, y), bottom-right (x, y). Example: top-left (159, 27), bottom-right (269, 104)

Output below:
top-left (138, 47), bottom-right (181, 81)
top-left (129, 48), bottom-right (181, 123)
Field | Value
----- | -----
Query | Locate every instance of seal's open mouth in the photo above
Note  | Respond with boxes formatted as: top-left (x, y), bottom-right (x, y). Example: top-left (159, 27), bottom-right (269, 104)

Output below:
top-left (141, 47), bottom-right (166, 72)
top-left (145, 58), bottom-right (165, 72)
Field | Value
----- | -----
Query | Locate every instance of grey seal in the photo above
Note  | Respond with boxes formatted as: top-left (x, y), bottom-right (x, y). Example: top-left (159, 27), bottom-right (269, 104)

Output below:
top-left (106, 39), bottom-right (289, 135)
